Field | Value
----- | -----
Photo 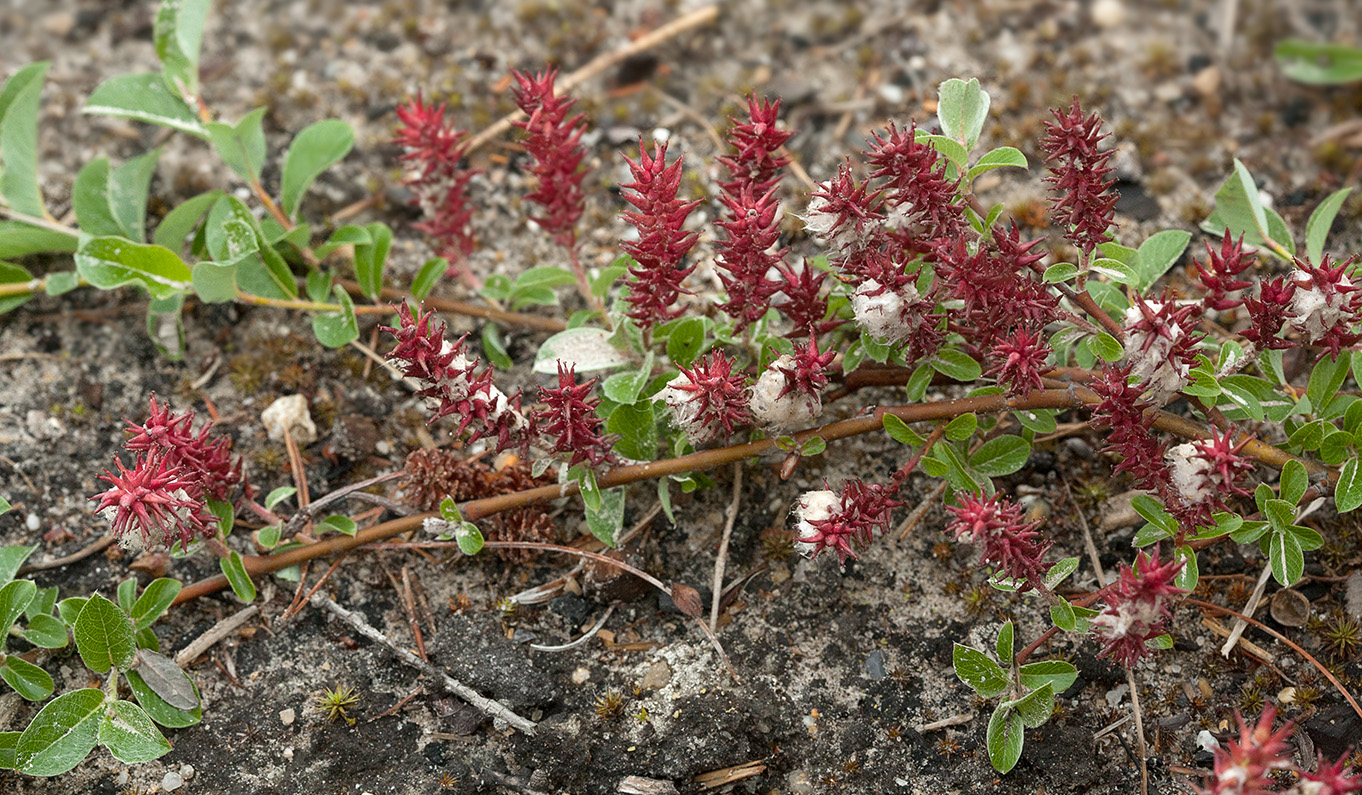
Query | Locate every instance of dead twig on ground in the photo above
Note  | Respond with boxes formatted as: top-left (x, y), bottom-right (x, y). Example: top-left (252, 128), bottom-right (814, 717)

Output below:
top-left (175, 605), bottom-right (260, 667)
top-left (311, 594), bottom-right (538, 735)
top-left (709, 462), bottom-right (743, 633)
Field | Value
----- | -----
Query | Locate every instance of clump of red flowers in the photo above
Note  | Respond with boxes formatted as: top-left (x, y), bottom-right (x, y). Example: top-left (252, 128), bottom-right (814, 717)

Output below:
top-left (1200, 703), bottom-right (1361, 795)
top-left (1040, 97), bottom-right (1117, 259)
top-left (619, 139), bottom-right (699, 329)
top-left (1091, 546), bottom-right (1185, 668)
top-left (91, 396), bottom-right (246, 552)
top-left (944, 491), bottom-right (1051, 590)
top-left (512, 68), bottom-right (588, 247)
top-left (655, 350), bottom-right (752, 446)
top-left (384, 303), bottom-right (531, 454)
top-left (533, 363), bottom-right (613, 468)
top-left (793, 480), bottom-right (903, 567)
top-left (393, 95), bottom-right (479, 281)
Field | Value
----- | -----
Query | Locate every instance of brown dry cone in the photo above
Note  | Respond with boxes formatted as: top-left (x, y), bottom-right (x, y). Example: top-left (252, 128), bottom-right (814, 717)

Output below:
top-left (401, 449), bottom-right (556, 562)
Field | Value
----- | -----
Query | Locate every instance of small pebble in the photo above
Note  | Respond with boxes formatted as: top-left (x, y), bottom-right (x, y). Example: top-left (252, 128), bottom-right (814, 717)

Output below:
top-left (1193, 65), bottom-right (1221, 98)
top-left (261, 394), bottom-right (317, 445)
top-left (161, 771), bottom-right (183, 791)
top-left (787, 771), bottom-right (815, 795)
top-left (279, 707), bottom-right (295, 725)
top-left (1091, 0), bottom-right (1125, 28)
top-left (571, 667), bottom-right (591, 685)
top-left (1278, 686), bottom-right (1297, 705)
top-left (864, 649), bottom-right (886, 680)
top-left (26, 513), bottom-right (40, 532)
top-left (639, 660), bottom-right (672, 691)
top-left (1105, 684), bottom-right (1129, 708)
top-left (1197, 729), bottom-right (1220, 752)
top-left (1270, 588), bottom-right (1310, 627)
top-left (180, 764), bottom-right (195, 780)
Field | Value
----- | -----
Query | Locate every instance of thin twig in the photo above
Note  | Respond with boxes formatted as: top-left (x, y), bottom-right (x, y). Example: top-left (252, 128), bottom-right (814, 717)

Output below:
top-left (916, 712), bottom-right (974, 732)
top-left (530, 605), bottom-right (616, 652)
top-left (311, 594), bottom-right (538, 735)
top-left (464, 6), bottom-right (720, 154)
top-left (1127, 669), bottom-right (1149, 795)
top-left (1064, 478), bottom-right (1107, 587)
top-left (1221, 563), bottom-right (1272, 658)
top-left (174, 605), bottom-right (260, 667)
top-left (710, 462), bottom-right (743, 633)
top-left (17, 535), bottom-right (116, 575)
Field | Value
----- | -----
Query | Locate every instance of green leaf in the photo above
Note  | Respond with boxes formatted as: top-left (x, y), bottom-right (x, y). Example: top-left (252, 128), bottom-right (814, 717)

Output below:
top-left (1018, 660), bottom-right (1078, 694)
top-left (967, 435), bottom-right (1030, 477)
top-left (584, 487), bottom-right (627, 547)
top-left (153, 190), bottom-right (222, 252)
top-left (935, 443), bottom-right (980, 493)
top-left (191, 259), bottom-right (238, 304)
top-left (0, 261), bottom-right (34, 314)
top-left (1280, 459), bottom-right (1308, 506)
top-left (125, 668), bottom-right (201, 728)
top-left (353, 222), bottom-right (392, 301)
top-left (317, 515), bottom-right (357, 537)
top-left (1049, 601), bottom-right (1076, 631)
top-left (130, 579), bottom-right (181, 632)
top-left (97, 700), bottom-right (172, 764)
top-left (154, 0), bottom-right (210, 99)
top-left (56, 597), bottom-right (87, 627)
top-left (1010, 682), bottom-right (1054, 729)
top-left (1174, 545), bottom-right (1199, 592)
top-left (20, 614), bottom-right (68, 650)
top-left (134, 627), bottom-right (159, 652)
top-left (0, 657), bottom-right (53, 701)
top-left (1305, 187), bottom-right (1352, 264)
top-left (206, 107), bottom-right (268, 183)
top-left (515, 265), bottom-right (579, 291)
top-left (933, 348), bottom-right (982, 382)
top-left (952, 643), bottom-right (1008, 699)
top-left (73, 594), bottom-right (136, 674)
top-left (936, 77), bottom-right (990, 152)
top-left (206, 196), bottom-right (297, 299)
top-left (905, 363), bottom-right (934, 401)
top-left (1336, 457), bottom-right (1362, 513)
top-left (1307, 355), bottom-right (1349, 422)
top-left (116, 578), bottom-right (137, 613)
top-left (0, 221), bottom-right (78, 259)
top-left (72, 158), bottom-right (123, 237)
top-left (607, 402), bottom-right (657, 461)
top-left (148, 292), bottom-right (184, 359)
top-left (14, 688), bottom-right (104, 776)
top-left (1201, 159), bottom-right (1295, 259)
top-left (280, 119), bottom-right (354, 219)
top-left (1042, 262), bottom-right (1079, 283)
top-left (1230, 519), bottom-right (1271, 544)
top-left (1014, 408), bottom-right (1057, 434)
top-left (944, 413), bottom-right (977, 441)
top-left (986, 705), bottom-right (1025, 774)
top-left (84, 73), bottom-right (206, 138)
top-left (1134, 230), bottom-right (1191, 291)
top-left (410, 257), bottom-right (446, 300)
top-left (1088, 331), bottom-right (1123, 363)
top-left (0, 62), bottom-right (49, 217)
top-left (480, 323), bottom-right (513, 370)
top-left (915, 131), bottom-right (969, 173)
top-left (0, 730), bottom-right (15, 769)
top-left (665, 317), bottom-right (706, 368)
top-left (454, 521), bottom-right (484, 555)
top-left (535, 327), bottom-right (630, 374)
top-left (311, 285), bottom-right (358, 348)
top-left (1269, 530), bottom-right (1304, 586)
top-left (1130, 494), bottom-right (1177, 533)
top-left (603, 352), bottom-right (654, 405)
top-left (264, 486), bottom-right (296, 510)
top-left (1044, 557), bottom-right (1080, 591)
top-left (1089, 257), bottom-right (1138, 285)
top-left (995, 621), bottom-right (1014, 662)
top-left (0, 579), bottom-right (37, 639)
top-left (1218, 375), bottom-right (1268, 422)
top-left (967, 146), bottom-right (1027, 181)
top-left (109, 148), bottom-right (161, 243)
top-left (0, 545), bottom-right (38, 585)
top-left (1275, 39), bottom-right (1362, 85)
top-left (75, 237), bottom-right (191, 301)
top-left (882, 414), bottom-right (925, 446)
top-left (219, 551), bottom-right (256, 603)
top-left (592, 259), bottom-right (629, 298)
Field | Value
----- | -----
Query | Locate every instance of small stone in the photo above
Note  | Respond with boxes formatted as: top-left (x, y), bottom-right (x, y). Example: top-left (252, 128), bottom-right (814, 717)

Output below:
top-left (180, 764), bottom-right (195, 780)
top-left (282, 746), bottom-right (294, 760)
top-left (261, 394), bottom-right (317, 445)
top-left (161, 770), bottom-right (184, 791)
top-left (571, 667), bottom-right (591, 685)
top-left (787, 770), bottom-right (815, 795)
top-left (1278, 686), bottom-right (1297, 704)
top-left (375, 440), bottom-right (393, 455)
top-left (279, 707), bottom-right (295, 725)
top-left (1269, 588), bottom-right (1310, 627)
top-left (1091, 0), bottom-right (1125, 28)
top-left (864, 649), bottom-right (886, 680)
top-left (115, 771), bottom-right (129, 786)
top-left (1193, 65), bottom-right (1221, 98)
top-left (1345, 571), bottom-right (1362, 618)
top-left (25, 513), bottom-right (39, 532)
top-left (42, 11), bottom-right (75, 37)
top-left (639, 660), bottom-right (672, 691)
top-left (1105, 684), bottom-right (1129, 708)
top-left (1196, 729), bottom-right (1220, 752)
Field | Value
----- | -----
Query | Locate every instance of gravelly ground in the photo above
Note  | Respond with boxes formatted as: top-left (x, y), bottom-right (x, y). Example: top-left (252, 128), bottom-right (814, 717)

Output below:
top-left (2, 1), bottom-right (1361, 793)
